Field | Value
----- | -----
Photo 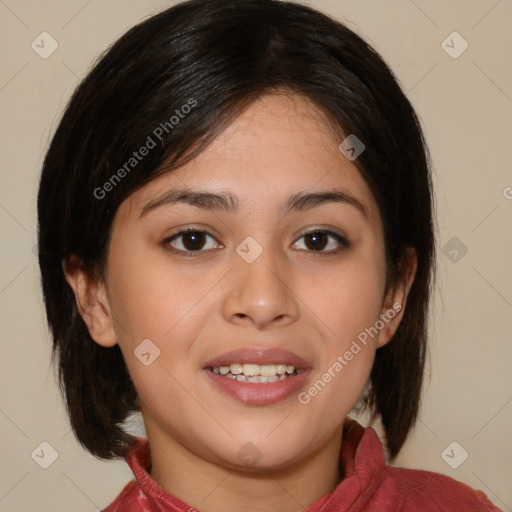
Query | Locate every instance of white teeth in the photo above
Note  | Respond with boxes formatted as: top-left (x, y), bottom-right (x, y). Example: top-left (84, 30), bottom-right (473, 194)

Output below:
top-left (242, 364), bottom-right (260, 377)
top-left (230, 364), bottom-right (243, 375)
top-left (276, 364), bottom-right (287, 374)
top-left (260, 364), bottom-right (276, 377)
top-left (220, 363), bottom-right (296, 377)
top-left (210, 363), bottom-right (302, 383)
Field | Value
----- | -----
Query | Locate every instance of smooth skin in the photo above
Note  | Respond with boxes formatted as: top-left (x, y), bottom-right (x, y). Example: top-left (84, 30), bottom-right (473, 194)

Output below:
top-left (65, 92), bottom-right (417, 512)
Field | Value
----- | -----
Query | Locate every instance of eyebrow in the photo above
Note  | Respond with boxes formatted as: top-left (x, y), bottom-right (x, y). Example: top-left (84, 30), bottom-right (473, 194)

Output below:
top-left (139, 186), bottom-right (368, 218)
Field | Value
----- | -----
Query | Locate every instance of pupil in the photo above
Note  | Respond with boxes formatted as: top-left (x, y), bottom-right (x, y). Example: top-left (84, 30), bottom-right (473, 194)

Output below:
top-left (184, 231), bottom-right (204, 250)
top-left (307, 232), bottom-right (326, 251)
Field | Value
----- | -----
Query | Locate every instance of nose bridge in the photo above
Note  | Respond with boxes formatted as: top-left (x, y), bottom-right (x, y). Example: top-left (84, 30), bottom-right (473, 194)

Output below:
top-left (222, 235), bottom-right (298, 328)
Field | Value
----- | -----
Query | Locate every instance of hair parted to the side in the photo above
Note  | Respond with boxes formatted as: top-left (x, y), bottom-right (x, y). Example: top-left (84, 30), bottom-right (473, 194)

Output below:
top-left (37, 0), bottom-right (435, 461)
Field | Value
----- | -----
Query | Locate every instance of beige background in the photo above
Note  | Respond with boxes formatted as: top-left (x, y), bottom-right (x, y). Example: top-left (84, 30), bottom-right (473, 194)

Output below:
top-left (1, 0), bottom-right (511, 510)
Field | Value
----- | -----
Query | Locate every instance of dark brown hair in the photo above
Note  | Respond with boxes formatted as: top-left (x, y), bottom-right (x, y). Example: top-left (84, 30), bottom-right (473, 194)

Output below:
top-left (37, 0), bottom-right (435, 461)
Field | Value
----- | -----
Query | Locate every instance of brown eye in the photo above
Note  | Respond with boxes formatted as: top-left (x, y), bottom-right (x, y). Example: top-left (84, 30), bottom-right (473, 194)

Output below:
top-left (180, 231), bottom-right (207, 251)
top-left (293, 230), bottom-right (349, 254)
top-left (164, 229), bottom-right (220, 255)
top-left (304, 232), bottom-right (329, 251)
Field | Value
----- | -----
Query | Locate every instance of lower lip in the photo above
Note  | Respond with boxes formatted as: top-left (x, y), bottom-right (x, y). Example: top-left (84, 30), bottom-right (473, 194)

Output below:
top-left (204, 369), bottom-right (311, 406)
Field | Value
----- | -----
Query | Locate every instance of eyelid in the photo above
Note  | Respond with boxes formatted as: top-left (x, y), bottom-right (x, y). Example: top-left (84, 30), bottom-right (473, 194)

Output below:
top-left (296, 226), bottom-right (349, 244)
top-left (162, 227), bottom-right (222, 256)
top-left (162, 226), bottom-right (350, 256)
top-left (292, 228), bottom-right (350, 255)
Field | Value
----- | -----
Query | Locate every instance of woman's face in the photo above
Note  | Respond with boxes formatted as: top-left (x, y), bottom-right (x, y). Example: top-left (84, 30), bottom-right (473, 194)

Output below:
top-left (81, 93), bottom-right (408, 470)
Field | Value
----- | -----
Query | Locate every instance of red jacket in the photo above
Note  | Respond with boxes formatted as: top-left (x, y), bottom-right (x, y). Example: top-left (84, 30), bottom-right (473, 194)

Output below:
top-left (103, 417), bottom-right (501, 511)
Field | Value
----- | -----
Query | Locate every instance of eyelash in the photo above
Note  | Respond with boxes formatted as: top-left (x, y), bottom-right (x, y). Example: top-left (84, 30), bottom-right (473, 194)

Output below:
top-left (162, 228), bottom-right (350, 257)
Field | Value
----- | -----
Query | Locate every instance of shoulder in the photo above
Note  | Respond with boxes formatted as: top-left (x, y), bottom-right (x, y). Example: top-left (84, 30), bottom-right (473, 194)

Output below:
top-left (382, 465), bottom-right (502, 511)
top-left (101, 480), bottom-right (147, 512)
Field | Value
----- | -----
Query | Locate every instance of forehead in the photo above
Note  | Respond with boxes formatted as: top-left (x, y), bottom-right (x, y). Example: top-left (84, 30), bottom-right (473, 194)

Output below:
top-left (121, 93), bottom-right (380, 222)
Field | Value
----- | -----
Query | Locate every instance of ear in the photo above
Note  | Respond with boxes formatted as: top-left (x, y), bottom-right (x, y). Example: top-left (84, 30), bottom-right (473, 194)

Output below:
top-left (62, 255), bottom-right (117, 347)
top-left (377, 247), bottom-right (418, 348)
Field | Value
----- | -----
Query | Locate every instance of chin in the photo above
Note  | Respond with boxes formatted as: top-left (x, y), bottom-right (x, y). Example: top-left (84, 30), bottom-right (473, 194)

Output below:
top-left (214, 431), bottom-right (314, 472)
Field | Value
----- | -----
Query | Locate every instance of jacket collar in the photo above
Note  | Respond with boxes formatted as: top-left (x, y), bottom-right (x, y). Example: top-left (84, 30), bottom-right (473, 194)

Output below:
top-left (125, 416), bottom-right (386, 511)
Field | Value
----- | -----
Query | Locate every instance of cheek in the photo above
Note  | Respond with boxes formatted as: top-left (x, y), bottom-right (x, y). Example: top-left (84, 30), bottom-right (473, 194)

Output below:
top-left (105, 248), bottom-right (221, 398)
top-left (297, 252), bottom-right (385, 414)
top-left (297, 315), bottom-right (377, 429)
top-left (107, 245), bottom-right (213, 342)
top-left (310, 254), bottom-right (386, 349)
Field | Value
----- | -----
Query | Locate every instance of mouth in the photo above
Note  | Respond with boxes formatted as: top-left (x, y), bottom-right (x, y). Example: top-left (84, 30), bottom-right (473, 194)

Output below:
top-left (206, 363), bottom-right (305, 383)
top-left (203, 347), bottom-right (311, 405)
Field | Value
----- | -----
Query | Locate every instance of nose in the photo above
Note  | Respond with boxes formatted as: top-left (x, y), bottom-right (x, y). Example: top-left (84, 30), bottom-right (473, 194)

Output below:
top-left (222, 242), bottom-right (300, 330)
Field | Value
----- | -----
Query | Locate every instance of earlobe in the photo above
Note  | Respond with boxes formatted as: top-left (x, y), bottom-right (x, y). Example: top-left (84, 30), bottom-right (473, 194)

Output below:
top-left (377, 247), bottom-right (418, 348)
top-left (62, 256), bottom-right (118, 348)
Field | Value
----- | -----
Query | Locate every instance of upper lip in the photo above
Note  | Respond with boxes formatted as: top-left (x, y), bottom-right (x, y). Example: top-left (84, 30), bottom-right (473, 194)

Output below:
top-left (203, 347), bottom-right (311, 369)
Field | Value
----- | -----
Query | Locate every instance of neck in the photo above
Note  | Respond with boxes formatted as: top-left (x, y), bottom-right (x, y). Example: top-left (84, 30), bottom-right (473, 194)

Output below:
top-left (146, 425), bottom-right (344, 512)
